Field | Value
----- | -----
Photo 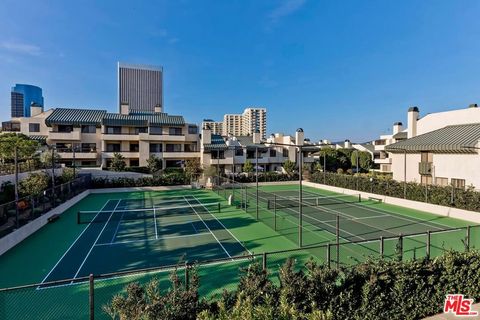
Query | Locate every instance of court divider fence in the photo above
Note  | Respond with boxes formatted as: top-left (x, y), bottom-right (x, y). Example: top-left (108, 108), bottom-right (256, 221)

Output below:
top-left (1, 222), bottom-right (479, 319)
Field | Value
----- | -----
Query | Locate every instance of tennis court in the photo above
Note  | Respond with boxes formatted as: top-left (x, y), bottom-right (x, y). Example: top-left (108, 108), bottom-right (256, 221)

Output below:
top-left (41, 194), bottom-right (249, 283)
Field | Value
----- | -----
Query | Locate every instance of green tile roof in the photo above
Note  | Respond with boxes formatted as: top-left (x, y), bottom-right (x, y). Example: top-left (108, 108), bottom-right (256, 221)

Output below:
top-left (204, 134), bottom-right (228, 151)
top-left (392, 131), bottom-right (408, 140)
top-left (386, 123), bottom-right (480, 153)
top-left (102, 112), bottom-right (185, 127)
top-left (45, 108), bottom-right (107, 127)
top-left (27, 135), bottom-right (47, 142)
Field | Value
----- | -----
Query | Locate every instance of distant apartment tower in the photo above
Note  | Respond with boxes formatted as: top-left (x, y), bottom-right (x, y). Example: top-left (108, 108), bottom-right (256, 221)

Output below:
top-left (11, 84), bottom-right (44, 117)
top-left (241, 108), bottom-right (266, 138)
top-left (223, 114), bottom-right (243, 136)
top-left (202, 119), bottom-right (224, 135)
top-left (118, 62), bottom-right (163, 113)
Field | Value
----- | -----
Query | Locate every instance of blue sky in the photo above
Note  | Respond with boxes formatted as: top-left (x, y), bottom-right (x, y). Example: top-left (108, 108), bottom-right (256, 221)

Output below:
top-left (1, 0), bottom-right (480, 141)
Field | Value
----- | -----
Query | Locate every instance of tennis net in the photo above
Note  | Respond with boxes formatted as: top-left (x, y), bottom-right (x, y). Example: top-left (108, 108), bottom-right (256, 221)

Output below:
top-left (77, 202), bottom-right (221, 224)
top-left (267, 194), bottom-right (361, 210)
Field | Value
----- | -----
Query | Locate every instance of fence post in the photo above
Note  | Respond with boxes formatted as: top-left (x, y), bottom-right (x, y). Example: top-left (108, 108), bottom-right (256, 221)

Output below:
top-left (89, 274), bottom-right (94, 320)
top-left (327, 243), bottom-right (331, 268)
top-left (398, 234), bottom-right (403, 261)
top-left (262, 252), bottom-right (267, 271)
top-left (466, 226), bottom-right (471, 252)
top-left (426, 231), bottom-right (431, 259)
top-left (380, 236), bottom-right (384, 258)
top-left (336, 214), bottom-right (340, 269)
top-left (184, 262), bottom-right (189, 290)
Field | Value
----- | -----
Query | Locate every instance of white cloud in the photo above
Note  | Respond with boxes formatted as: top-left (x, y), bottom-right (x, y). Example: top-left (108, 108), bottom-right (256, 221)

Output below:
top-left (1, 41), bottom-right (41, 56)
top-left (268, 0), bottom-right (306, 22)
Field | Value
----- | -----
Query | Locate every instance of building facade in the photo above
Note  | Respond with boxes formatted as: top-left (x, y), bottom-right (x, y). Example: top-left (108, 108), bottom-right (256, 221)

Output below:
top-left (386, 105), bottom-right (480, 189)
top-left (11, 84), bottom-right (44, 118)
top-left (118, 63), bottom-right (163, 113)
top-left (202, 107), bottom-right (267, 138)
top-left (2, 104), bottom-right (199, 170)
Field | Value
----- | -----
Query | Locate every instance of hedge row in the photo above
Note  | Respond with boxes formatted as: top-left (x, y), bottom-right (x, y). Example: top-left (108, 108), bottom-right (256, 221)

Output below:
top-left (310, 172), bottom-right (480, 212)
top-left (234, 172), bottom-right (299, 183)
top-left (92, 172), bottom-right (188, 188)
top-left (104, 250), bottom-right (480, 320)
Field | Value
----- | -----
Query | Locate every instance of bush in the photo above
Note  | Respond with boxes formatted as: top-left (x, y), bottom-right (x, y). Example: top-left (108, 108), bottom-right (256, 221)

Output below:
top-left (110, 153), bottom-right (126, 172)
top-left (310, 172), bottom-right (480, 212)
top-left (92, 172), bottom-right (188, 188)
top-left (124, 166), bottom-right (150, 174)
top-left (336, 168), bottom-right (344, 174)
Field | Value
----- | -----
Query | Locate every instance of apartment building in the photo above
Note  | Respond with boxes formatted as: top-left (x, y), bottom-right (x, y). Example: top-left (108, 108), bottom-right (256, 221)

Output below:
top-left (1, 104), bottom-right (199, 170)
top-left (200, 127), bottom-right (318, 174)
top-left (202, 107), bottom-right (267, 138)
top-left (386, 105), bottom-right (480, 189)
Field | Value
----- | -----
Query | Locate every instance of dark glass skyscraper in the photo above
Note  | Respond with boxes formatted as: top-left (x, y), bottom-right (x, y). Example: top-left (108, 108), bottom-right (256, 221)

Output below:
top-left (118, 63), bottom-right (163, 113)
top-left (11, 84), bottom-right (44, 117)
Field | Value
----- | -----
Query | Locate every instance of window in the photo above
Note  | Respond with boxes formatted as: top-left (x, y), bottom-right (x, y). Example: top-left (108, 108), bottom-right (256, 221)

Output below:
top-left (106, 126), bottom-right (121, 134)
top-left (166, 160), bottom-right (182, 168)
top-left (134, 127), bottom-right (147, 134)
top-left (270, 149), bottom-right (277, 157)
top-left (188, 125), bottom-right (198, 134)
top-left (81, 143), bottom-right (96, 152)
top-left (56, 143), bottom-right (72, 152)
top-left (235, 148), bottom-right (244, 156)
top-left (57, 125), bottom-right (73, 133)
top-left (2, 121), bottom-right (21, 132)
top-left (169, 127), bottom-right (183, 136)
top-left (166, 144), bottom-right (182, 152)
top-left (421, 152), bottom-right (433, 163)
top-left (184, 144), bottom-right (197, 152)
top-left (211, 150), bottom-right (225, 159)
top-left (451, 178), bottom-right (465, 189)
top-left (435, 177), bottom-right (449, 186)
top-left (420, 175), bottom-right (433, 185)
top-left (29, 123), bottom-right (40, 132)
top-left (106, 144), bottom-right (121, 152)
top-left (130, 143), bottom-right (139, 152)
top-left (150, 143), bottom-right (163, 153)
top-left (282, 148), bottom-right (289, 158)
top-left (130, 159), bottom-right (139, 167)
top-left (150, 126), bottom-right (163, 135)
top-left (81, 125), bottom-right (96, 133)
top-left (81, 160), bottom-right (97, 166)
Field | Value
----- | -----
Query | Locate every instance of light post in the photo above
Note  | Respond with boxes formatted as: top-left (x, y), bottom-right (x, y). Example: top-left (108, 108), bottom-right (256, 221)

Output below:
top-left (255, 146), bottom-right (259, 220)
top-left (14, 145), bottom-right (19, 228)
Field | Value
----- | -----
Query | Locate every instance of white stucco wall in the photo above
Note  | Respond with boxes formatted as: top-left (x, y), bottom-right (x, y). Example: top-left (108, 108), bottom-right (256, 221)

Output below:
top-left (417, 107), bottom-right (480, 136)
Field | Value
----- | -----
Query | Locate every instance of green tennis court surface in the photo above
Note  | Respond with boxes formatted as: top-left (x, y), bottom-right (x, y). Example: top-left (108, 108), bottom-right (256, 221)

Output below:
top-left (0, 184), bottom-right (478, 320)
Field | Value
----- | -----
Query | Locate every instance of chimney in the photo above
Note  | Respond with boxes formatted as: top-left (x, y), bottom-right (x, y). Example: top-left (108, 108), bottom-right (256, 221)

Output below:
top-left (30, 102), bottom-right (43, 117)
top-left (295, 128), bottom-right (304, 146)
top-left (120, 102), bottom-right (129, 115)
top-left (253, 130), bottom-right (261, 144)
top-left (202, 128), bottom-right (211, 144)
top-left (393, 122), bottom-right (403, 135)
top-left (154, 104), bottom-right (162, 113)
top-left (407, 106), bottom-right (419, 138)
top-left (344, 139), bottom-right (352, 149)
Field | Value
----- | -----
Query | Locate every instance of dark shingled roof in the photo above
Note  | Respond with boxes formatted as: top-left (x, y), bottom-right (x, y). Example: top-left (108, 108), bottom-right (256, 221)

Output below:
top-left (392, 131), bottom-right (408, 140)
top-left (204, 134), bottom-right (228, 151)
top-left (45, 108), bottom-right (107, 127)
top-left (386, 123), bottom-right (480, 153)
top-left (102, 112), bottom-right (185, 127)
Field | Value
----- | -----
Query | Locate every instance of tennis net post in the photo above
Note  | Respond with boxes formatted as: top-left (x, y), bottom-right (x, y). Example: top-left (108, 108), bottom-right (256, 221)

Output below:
top-left (89, 274), bottom-right (94, 320)
top-left (426, 231), bottom-right (431, 259)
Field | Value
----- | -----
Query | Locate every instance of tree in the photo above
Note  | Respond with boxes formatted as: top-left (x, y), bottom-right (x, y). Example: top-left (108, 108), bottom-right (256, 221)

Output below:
top-left (147, 155), bottom-right (163, 173)
top-left (351, 151), bottom-right (373, 172)
top-left (19, 172), bottom-right (50, 212)
top-left (185, 158), bottom-right (202, 181)
top-left (0, 133), bottom-right (39, 162)
top-left (60, 167), bottom-right (78, 183)
top-left (243, 160), bottom-right (254, 176)
top-left (203, 165), bottom-right (217, 180)
top-left (110, 153), bottom-right (126, 172)
top-left (313, 162), bottom-right (323, 173)
top-left (39, 149), bottom-right (61, 168)
top-left (282, 160), bottom-right (296, 177)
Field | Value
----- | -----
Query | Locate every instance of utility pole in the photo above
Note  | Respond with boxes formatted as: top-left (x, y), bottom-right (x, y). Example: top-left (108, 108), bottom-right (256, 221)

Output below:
top-left (255, 146), bottom-right (259, 220)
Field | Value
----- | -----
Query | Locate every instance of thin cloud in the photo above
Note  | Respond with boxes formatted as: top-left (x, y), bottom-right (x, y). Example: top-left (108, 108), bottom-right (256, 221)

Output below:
top-left (1, 41), bottom-right (41, 56)
top-left (268, 0), bottom-right (306, 22)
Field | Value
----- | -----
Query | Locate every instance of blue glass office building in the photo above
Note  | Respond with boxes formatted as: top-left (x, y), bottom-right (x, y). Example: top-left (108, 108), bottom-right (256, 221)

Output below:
top-left (11, 84), bottom-right (44, 117)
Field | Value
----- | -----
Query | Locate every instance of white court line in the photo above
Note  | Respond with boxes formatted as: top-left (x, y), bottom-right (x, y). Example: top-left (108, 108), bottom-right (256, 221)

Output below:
top-left (191, 221), bottom-right (199, 234)
top-left (184, 196), bottom-right (232, 259)
top-left (71, 199), bottom-right (121, 281)
top-left (110, 210), bottom-right (126, 244)
top-left (303, 190), bottom-right (450, 230)
top-left (39, 199), bottom-right (115, 285)
top-left (95, 232), bottom-right (213, 247)
top-left (154, 207), bottom-right (158, 240)
top-left (192, 195), bottom-right (253, 255)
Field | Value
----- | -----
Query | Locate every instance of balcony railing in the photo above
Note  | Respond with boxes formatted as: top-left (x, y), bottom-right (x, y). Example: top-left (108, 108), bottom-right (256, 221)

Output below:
top-left (56, 148), bottom-right (97, 153)
top-left (418, 162), bottom-right (433, 175)
top-left (102, 132), bottom-right (140, 135)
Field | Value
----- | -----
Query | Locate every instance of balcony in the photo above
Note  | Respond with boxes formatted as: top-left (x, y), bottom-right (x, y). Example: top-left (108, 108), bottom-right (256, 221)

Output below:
top-left (57, 150), bottom-right (98, 159)
top-left (49, 130), bottom-right (81, 140)
top-left (139, 132), bottom-right (189, 142)
top-left (374, 158), bottom-right (392, 164)
top-left (102, 151), bottom-right (139, 158)
top-left (102, 132), bottom-right (139, 141)
top-left (162, 151), bottom-right (199, 158)
top-left (418, 162), bottom-right (433, 175)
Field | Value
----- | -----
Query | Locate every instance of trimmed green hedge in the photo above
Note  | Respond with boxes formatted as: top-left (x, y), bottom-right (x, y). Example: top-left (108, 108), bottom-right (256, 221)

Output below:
top-left (234, 172), bottom-right (299, 183)
top-left (311, 172), bottom-right (480, 212)
top-left (92, 172), bottom-right (188, 188)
